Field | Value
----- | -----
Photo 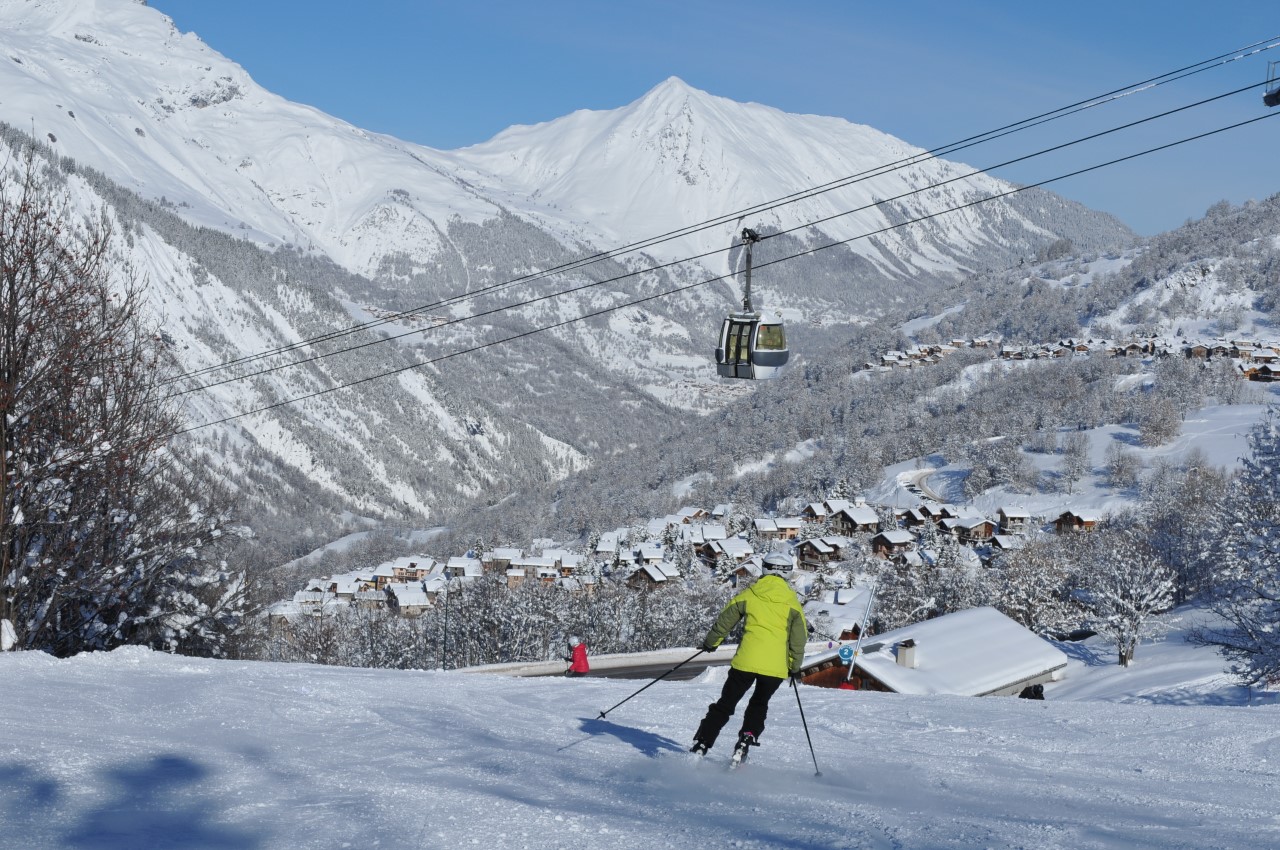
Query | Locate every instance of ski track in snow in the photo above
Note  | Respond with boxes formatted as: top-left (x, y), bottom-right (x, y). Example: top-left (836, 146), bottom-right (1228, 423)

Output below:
top-left (1, 647), bottom-right (1279, 849)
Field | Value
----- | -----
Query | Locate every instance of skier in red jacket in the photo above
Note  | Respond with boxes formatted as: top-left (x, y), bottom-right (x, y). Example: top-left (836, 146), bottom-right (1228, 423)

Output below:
top-left (565, 635), bottom-right (590, 677)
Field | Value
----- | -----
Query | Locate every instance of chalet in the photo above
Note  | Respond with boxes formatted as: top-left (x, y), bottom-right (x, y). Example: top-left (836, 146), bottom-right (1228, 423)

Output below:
top-left (505, 568), bottom-right (525, 589)
top-left (822, 498), bottom-right (854, 515)
top-left (647, 516), bottom-right (678, 538)
top-left (353, 589), bottom-right (387, 611)
top-left (482, 548), bottom-right (521, 574)
top-left (794, 536), bottom-right (850, 568)
top-left (775, 517), bottom-right (804, 540)
top-left (371, 563), bottom-right (397, 591)
top-left (316, 574), bottom-right (364, 601)
top-left (990, 534), bottom-right (1026, 553)
top-left (1249, 363), bottom-right (1280, 383)
top-left (1254, 349), bottom-right (1280, 365)
top-left (682, 523), bottom-right (727, 546)
top-left (754, 518), bottom-right (781, 541)
top-left (953, 516), bottom-right (996, 545)
top-left (1186, 343), bottom-right (1209, 360)
top-left (701, 536), bottom-right (754, 565)
top-left (711, 504), bottom-right (733, 520)
top-left (386, 583), bottom-right (430, 617)
top-left (870, 529), bottom-right (915, 558)
top-left (918, 503), bottom-right (961, 524)
top-left (730, 559), bottom-right (762, 585)
top-left (996, 507), bottom-right (1031, 534)
top-left (388, 557), bottom-right (433, 583)
top-left (627, 562), bottom-right (679, 590)
top-left (801, 502), bottom-right (829, 522)
top-left (511, 556), bottom-right (553, 582)
top-left (540, 548), bottom-right (571, 569)
top-left (637, 542), bottom-right (665, 565)
top-left (594, 530), bottom-right (625, 563)
top-left (676, 506), bottom-right (710, 523)
top-left (829, 505), bottom-right (880, 536)
top-left (797, 607), bottom-right (1068, 696)
top-left (293, 590), bottom-right (331, 614)
top-left (446, 557), bottom-right (483, 579)
top-left (899, 506), bottom-right (930, 529)
top-left (1054, 510), bottom-right (1100, 533)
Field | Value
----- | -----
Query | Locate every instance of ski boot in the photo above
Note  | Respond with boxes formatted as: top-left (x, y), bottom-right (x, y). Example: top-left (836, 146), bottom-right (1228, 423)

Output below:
top-left (689, 740), bottom-right (709, 756)
top-left (729, 731), bottom-right (757, 769)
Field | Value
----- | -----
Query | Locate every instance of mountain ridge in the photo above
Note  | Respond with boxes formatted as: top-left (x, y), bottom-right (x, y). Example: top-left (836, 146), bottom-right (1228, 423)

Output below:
top-left (0, 0), bottom-right (1136, 565)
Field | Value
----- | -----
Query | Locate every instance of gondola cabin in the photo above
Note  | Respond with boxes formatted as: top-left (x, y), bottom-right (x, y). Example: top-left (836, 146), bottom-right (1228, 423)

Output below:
top-left (715, 312), bottom-right (788, 379)
top-left (715, 226), bottom-right (788, 380)
top-left (1266, 60), bottom-right (1280, 108)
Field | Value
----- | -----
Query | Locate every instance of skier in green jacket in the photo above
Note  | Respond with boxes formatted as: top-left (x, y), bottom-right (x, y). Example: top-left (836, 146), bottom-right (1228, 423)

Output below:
top-left (690, 553), bottom-right (807, 763)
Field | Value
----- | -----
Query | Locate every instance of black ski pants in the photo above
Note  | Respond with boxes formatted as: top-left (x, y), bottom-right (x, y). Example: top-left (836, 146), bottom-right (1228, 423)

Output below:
top-left (694, 667), bottom-right (784, 748)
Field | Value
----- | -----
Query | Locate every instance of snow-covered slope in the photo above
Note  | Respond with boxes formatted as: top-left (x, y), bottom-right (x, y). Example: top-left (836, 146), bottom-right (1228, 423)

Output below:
top-left (0, 622), bottom-right (1275, 850)
top-left (0, 0), bottom-right (1136, 548)
top-left (0, 0), bottom-right (504, 277)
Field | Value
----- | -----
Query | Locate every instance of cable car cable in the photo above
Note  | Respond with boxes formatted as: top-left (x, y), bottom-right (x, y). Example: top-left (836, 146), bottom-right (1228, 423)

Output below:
top-left (160, 36), bottom-right (1280, 388)
top-left (164, 78), bottom-right (1272, 400)
top-left (169, 109), bottom-right (1279, 436)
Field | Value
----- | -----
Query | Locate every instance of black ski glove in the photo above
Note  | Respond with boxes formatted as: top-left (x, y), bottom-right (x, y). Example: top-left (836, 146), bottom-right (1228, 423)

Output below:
top-left (702, 642), bottom-right (718, 653)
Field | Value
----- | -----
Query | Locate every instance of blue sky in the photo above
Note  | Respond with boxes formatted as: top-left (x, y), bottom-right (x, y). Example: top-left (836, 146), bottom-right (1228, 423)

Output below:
top-left (149, 1), bottom-right (1279, 236)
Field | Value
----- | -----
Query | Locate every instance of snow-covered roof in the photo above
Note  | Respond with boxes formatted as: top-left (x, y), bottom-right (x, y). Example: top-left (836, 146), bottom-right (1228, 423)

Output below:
top-left (633, 563), bottom-right (668, 583)
top-left (712, 538), bottom-right (753, 559)
top-left (447, 557), bottom-right (483, 577)
top-left (804, 585), bottom-right (876, 634)
top-left (513, 556), bottom-right (557, 569)
top-left (837, 506), bottom-right (879, 526)
top-left (798, 538), bottom-right (833, 555)
top-left (874, 529), bottom-right (915, 545)
top-left (809, 607), bottom-right (1068, 696)
top-left (488, 547), bottom-right (523, 560)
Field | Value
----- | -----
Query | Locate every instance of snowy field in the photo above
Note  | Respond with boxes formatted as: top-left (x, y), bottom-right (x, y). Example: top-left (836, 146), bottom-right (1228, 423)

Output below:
top-left (2, 618), bottom-right (1279, 850)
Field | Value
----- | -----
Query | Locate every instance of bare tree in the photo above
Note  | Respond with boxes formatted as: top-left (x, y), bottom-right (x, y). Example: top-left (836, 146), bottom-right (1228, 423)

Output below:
top-left (0, 148), bottom-right (245, 656)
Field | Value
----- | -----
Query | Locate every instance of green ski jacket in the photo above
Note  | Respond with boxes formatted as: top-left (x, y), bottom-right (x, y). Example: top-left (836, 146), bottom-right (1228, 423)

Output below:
top-left (704, 574), bottom-right (807, 679)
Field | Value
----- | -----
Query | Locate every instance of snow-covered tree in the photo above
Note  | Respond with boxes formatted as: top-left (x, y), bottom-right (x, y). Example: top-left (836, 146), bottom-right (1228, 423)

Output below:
top-left (989, 536), bottom-right (1081, 637)
top-left (0, 151), bottom-right (245, 656)
top-left (1194, 409), bottom-right (1280, 685)
top-left (1076, 518), bottom-right (1175, 667)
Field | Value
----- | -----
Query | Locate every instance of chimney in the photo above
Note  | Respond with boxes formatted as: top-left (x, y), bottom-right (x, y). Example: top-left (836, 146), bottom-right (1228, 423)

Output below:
top-left (897, 638), bottom-right (918, 669)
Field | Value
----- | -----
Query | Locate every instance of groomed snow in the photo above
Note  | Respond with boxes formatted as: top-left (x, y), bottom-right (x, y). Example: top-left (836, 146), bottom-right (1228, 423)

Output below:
top-left (1, 622), bottom-right (1277, 849)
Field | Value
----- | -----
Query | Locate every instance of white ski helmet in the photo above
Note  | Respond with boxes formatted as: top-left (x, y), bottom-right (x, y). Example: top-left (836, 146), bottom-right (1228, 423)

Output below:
top-left (762, 553), bottom-right (794, 574)
top-left (568, 635), bottom-right (581, 647)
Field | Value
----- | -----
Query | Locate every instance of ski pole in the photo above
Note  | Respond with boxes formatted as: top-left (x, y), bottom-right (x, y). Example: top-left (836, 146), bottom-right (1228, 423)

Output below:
top-left (791, 676), bottom-right (822, 777)
top-left (845, 581), bottom-right (878, 684)
top-left (597, 649), bottom-right (706, 719)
